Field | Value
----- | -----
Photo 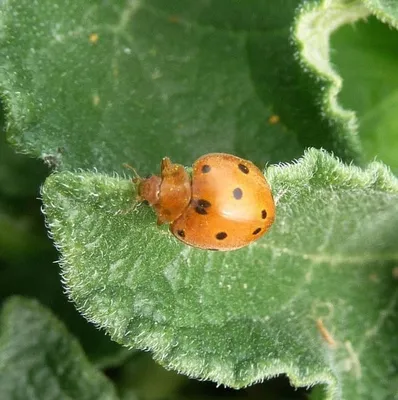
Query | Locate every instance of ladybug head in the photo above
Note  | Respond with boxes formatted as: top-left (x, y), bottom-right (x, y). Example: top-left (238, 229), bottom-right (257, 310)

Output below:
top-left (137, 175), bottom-right (161, 206)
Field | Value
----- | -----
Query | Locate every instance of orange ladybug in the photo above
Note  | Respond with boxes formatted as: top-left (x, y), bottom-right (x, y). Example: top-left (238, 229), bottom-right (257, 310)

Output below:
top-left (136, 153), bottom-right (275, 251)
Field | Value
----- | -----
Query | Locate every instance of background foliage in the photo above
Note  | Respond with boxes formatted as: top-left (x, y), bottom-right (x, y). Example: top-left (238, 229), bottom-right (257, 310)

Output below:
top-left (1, 1), bottom-right (398, 400)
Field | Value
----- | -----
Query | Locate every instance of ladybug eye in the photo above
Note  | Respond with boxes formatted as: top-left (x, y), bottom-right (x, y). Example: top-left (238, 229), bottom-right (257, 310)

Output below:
top-left (238, 163), bottom-right (249, 174)
top-left (177, 229), bottom-right (185, 238)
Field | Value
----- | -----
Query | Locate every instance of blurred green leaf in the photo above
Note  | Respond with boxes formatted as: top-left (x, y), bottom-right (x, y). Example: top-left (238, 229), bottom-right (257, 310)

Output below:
top-left (115, 352), bottom-right (188, 400)
top-left (0, 100), bottom-right (46, 198)
top-left (0, 251), bottom-right (131, 369)
top-left (0, 0), bottom-right (367, 175)
top-left (331, 16), bottom-right (398, 174)
top-left (0, 100), bottom-right (49, 260)
top-left (111, 352), bottom-right (310, 400)
top-left (0, 297), bottom-right (118, 400)
top-left (0, 129), bottom-right (130, 368)
top-left (42, 149), bottom-right (398, 399)
top-left (0, 133), bottom-right (48, 199)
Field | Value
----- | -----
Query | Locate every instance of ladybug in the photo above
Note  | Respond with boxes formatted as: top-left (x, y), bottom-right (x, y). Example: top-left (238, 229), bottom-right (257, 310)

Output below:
top-left (135, 153), bottom-right (275, 251)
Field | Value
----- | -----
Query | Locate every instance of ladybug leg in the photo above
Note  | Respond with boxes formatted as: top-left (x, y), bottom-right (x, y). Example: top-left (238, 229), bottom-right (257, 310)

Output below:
top-left (155, 206), bottom-right (173, 225)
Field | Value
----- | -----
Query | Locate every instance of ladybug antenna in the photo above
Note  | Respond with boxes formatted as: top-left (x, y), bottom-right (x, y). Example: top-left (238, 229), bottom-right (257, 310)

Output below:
top-left (123, 163), bottom-right (141, 180)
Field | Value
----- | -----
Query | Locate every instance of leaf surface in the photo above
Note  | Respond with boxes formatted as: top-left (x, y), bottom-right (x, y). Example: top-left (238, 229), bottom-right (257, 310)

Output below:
top-left (0, 0), bottom-right (368, 174)
top-left (42, 149), bottom-right (398, 399)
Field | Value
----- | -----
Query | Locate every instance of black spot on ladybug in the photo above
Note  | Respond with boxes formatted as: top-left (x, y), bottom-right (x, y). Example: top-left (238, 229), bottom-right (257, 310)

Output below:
top-left (195, 206), bottom-right (208, 215)
top-left (197, 199), bottom-right (211, 208)
top-left (233, 188), bottom-right (243, 200)
top-left (177, 229), bottom-right (185, 237)
top-left (216, 232), bottom-right (227, 240)
top-left (202, 164), bottom-right (211, 173)
top-left (261, 209), bottom-right (267, 219)
top-left (194, 199), bottom-right (211, 215)
top-left (238, 163), bottom-right (249, 174)
top-left (252, 228), bottom-right (261, 235)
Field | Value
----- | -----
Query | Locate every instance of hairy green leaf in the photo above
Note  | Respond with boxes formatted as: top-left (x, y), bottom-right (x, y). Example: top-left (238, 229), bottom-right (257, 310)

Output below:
top-left (331, 16), bottom-right (398, 174)
top-left (364, 0), bottom-right (398, 28)
top-left (0, 0), bottom-right (366, 174)
top-left (42, 149), bottom-right (398, 399)
top-left (0, 297), bottom-right (118, 400)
